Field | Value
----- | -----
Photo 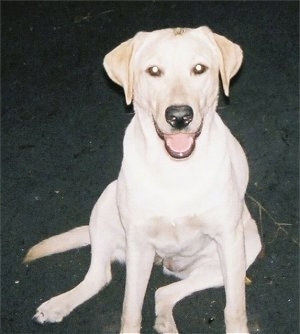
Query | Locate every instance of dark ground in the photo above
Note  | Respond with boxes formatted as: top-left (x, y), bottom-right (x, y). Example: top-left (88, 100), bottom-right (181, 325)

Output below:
top-left (1, 1), bottom-right (299, 333)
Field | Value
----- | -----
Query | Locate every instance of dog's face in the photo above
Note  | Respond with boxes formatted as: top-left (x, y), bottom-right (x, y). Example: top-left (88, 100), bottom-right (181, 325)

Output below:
top-left (104, 26), bottom-right (243, 159)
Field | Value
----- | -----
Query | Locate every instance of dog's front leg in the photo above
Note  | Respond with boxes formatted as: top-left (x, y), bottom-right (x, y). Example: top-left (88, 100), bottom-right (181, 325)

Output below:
top-left (120, 234), bottom-right (155, 333)
top-left (216, 223), bottom-right (249, 334)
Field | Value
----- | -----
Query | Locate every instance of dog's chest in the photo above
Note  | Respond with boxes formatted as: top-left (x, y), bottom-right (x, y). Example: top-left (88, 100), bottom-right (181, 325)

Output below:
top-left (148, 216), bottom-right (205, 257)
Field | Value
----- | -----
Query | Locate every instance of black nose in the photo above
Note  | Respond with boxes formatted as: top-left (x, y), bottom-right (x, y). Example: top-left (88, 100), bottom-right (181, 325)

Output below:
top-left (165, 105), bottom-right (194, 130)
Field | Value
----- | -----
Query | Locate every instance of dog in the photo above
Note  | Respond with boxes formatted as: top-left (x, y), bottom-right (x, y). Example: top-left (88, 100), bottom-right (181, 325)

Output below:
top-left (24, 26), bottom-right (262, 333)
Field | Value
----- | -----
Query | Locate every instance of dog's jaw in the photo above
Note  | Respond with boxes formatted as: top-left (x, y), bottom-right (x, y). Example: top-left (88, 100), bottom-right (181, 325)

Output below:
top-left (154, 120), bottom-right (203, 159)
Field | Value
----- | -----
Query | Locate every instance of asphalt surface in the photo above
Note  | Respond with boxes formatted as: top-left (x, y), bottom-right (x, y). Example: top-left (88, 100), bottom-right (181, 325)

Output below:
top-left (1, 1), bottom-right (299, 333)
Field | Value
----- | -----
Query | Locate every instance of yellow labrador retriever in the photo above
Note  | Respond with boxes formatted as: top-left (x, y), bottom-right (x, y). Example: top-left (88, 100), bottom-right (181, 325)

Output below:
top-left (24, 26), bottom-right (262, 334)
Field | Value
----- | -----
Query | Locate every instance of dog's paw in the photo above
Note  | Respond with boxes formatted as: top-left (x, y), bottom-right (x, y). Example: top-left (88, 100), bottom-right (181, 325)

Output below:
top-left (33, 297), bottom-right (71, 324)
top-left (154, 313), bottom-right (178, 334)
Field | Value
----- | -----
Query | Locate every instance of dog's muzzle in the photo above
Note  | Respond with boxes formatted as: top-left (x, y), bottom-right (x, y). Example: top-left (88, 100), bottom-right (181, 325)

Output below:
top-left (154, 107), bottom-right (203, 159)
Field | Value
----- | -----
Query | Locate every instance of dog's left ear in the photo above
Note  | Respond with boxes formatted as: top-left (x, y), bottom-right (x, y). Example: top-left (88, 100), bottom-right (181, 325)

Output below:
top-left (213, 33), bottom-right (243, 97)
top-left (103, 39), bottom-right (134, 105)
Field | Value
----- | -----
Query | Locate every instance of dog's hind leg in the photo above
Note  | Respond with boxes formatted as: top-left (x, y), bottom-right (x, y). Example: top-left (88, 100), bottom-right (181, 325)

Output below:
top-left (154, 212), bottom-right (260, 334)
top-left (33, 181), bottom-right (126, 324)
top-left (154, 262), bottom-right (223, 334)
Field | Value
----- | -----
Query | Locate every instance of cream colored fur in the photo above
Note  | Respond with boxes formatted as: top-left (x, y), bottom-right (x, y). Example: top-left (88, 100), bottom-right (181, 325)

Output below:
top-left (25, 26), bottom-right (261, 334)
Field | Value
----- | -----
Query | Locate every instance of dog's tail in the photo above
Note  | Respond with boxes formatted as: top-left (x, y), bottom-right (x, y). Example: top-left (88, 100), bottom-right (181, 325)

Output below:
top-left (23, 225), bottom-right (90, 263)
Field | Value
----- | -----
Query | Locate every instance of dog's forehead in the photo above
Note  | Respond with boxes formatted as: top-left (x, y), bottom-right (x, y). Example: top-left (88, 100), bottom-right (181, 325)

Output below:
top-left (134, 27), bottom-right (216, 63)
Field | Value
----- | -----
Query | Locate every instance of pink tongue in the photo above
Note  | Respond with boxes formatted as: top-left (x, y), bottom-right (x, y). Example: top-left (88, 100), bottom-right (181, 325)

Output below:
top-left (164, 133), bottom-right (194, 154)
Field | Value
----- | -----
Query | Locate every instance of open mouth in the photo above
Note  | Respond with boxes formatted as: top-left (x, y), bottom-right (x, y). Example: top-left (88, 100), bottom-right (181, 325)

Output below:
top-left (154, 120), bottom-right (203, 159)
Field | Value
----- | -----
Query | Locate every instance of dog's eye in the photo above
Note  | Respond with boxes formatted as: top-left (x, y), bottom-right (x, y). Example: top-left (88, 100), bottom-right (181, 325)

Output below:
top-left (147, 66), bottom-right (162, 77)
top-left (192, 64), bottom-right (207, 75)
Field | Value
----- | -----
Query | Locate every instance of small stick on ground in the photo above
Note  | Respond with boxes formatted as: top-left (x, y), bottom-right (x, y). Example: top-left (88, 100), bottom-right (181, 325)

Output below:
top-left (246, 194), bottom-right (299, 247)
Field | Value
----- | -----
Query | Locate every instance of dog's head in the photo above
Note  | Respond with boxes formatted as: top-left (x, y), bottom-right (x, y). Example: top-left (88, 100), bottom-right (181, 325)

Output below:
top-left (103, 26), bottom-right (243, 159)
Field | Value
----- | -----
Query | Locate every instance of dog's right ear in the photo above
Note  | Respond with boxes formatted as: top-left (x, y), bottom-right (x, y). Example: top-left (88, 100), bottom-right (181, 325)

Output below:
top-left (103, 39), bottom-right (134, 105)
